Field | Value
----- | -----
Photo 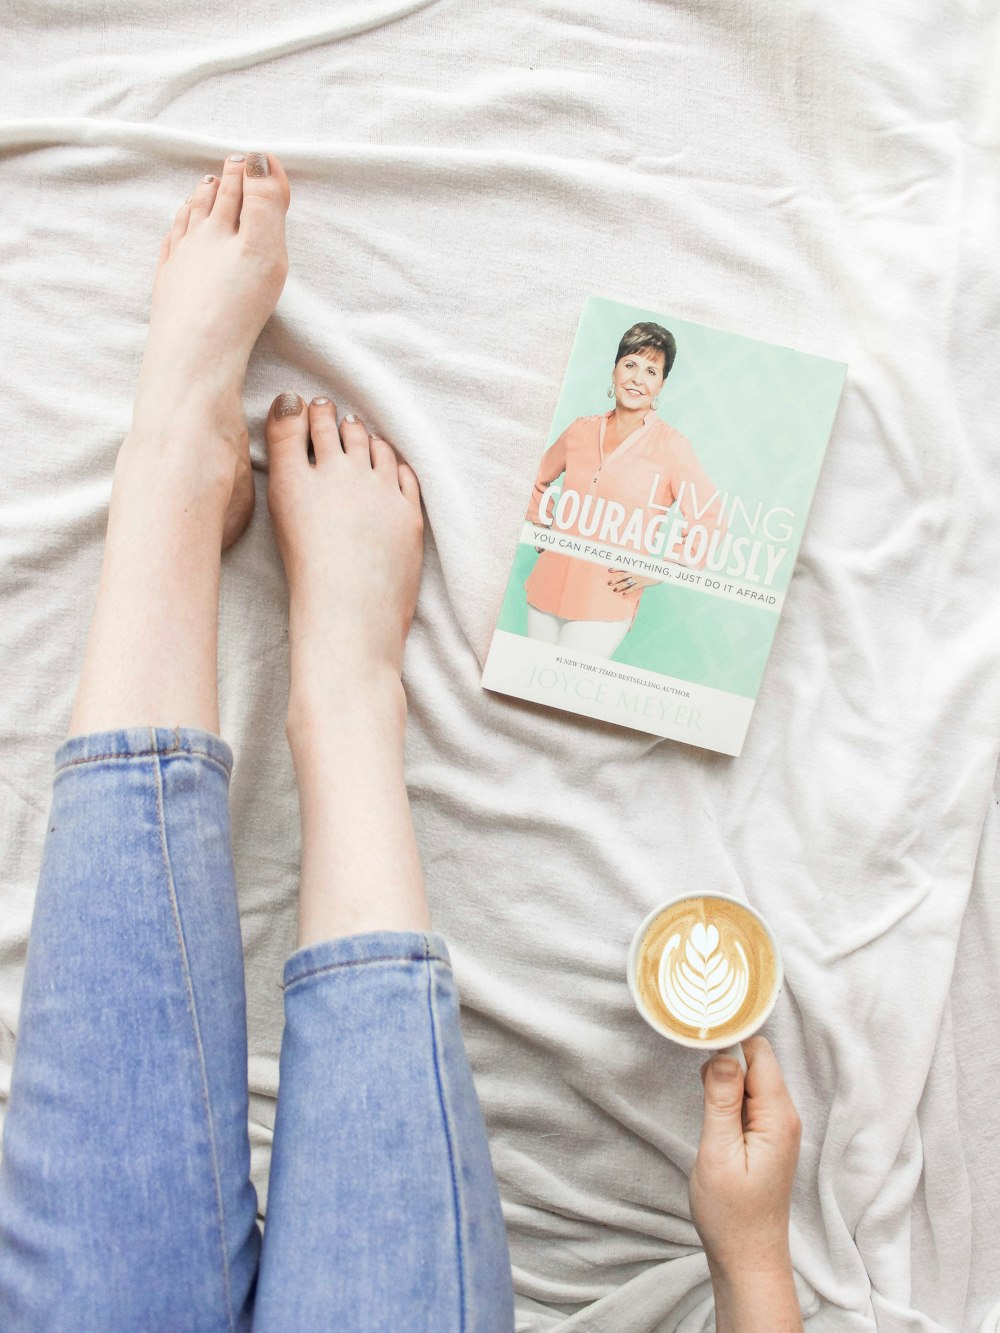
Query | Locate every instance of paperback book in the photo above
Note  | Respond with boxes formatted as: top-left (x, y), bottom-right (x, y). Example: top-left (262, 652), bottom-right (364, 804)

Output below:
top-left (481, 296), bottom-right (847, 756)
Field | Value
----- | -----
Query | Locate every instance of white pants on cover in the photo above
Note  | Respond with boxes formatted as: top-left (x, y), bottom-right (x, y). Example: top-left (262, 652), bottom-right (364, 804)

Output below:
top-left (525, 606), bottom-right (632, 658)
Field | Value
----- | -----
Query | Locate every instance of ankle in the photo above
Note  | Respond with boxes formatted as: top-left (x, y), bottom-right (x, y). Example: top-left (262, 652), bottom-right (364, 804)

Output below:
top-left (286, 666), bottom-right (407, 752)
top-left (117, 423), bottom-right (240, 501)
top-left (128, 374), bottom-right (249, 456)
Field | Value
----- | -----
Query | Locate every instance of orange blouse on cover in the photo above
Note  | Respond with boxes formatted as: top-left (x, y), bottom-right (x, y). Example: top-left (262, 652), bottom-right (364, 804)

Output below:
top-left (523, 409), bottom-right (723, 625)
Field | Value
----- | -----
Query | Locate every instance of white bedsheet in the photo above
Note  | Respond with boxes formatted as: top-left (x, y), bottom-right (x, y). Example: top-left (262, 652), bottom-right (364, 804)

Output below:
top-left (2, 2), bottom-right (998, 1328)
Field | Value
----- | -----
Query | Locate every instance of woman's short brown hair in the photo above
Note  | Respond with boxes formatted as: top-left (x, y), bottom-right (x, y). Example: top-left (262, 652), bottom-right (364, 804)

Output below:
top-left (614, 322), bottom-right (677, 379)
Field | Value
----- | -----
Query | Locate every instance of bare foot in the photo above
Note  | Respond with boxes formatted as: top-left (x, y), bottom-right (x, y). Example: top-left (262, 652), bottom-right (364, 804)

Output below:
top-left (264, 394), bottom-right (429, 944)
top-left (263, 396), bottom-right (424, 727)
top-left (130, 152), bottom-right (291, 549)
top-left (68, 156), bottom-right (292, 736)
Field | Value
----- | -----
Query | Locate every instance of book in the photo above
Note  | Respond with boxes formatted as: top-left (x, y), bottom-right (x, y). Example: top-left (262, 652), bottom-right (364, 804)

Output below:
top-left (481, 296), bottom-right (847, 756)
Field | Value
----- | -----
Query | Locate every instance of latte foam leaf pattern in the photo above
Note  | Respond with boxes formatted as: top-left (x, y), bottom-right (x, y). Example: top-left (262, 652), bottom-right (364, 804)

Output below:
top-left (658, 921), bottom-right (750, 1038)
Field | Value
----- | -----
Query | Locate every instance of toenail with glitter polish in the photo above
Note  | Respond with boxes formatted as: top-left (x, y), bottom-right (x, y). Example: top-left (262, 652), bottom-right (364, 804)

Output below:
top-left (229, 154), bottom-right (245, 163)
top-left (202, 175), bottom-right (215, 183)
top-left (246, 152), bottom-right (270, 177)
top-left (312, 397), bottom-right (330, 406)
top-left (274, 393), bottom-right (302, 418)
top-left (344, 414), bottom-right (358, 423)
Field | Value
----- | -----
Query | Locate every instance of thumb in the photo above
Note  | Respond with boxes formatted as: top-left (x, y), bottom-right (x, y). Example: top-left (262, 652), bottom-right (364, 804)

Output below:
top-left (698, 1056), bottom-right (746, 1157)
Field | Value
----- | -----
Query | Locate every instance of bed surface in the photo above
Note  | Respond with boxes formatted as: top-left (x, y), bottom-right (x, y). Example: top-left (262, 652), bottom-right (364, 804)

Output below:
top-left (2, 3), bottom-right (999, 1328)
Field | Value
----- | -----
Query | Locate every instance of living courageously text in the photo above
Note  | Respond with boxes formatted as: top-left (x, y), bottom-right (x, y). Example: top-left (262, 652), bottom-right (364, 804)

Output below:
top-left (536, 478), bottom-right (796, 589)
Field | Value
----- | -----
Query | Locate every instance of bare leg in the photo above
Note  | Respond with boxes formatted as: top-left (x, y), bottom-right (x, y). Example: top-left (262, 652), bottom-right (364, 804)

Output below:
top-left (0, 155), bottom-right (293, 1331)
top-left (264, 395), bottom-right (431, 945)
top-left (68, 152), bottom-right (290, 738)
top-left (256, 397), bottom-right (515, 1330)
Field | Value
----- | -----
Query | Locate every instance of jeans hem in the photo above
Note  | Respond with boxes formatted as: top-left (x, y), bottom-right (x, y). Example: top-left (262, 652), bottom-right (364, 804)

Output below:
top-left (283, 930), bottom-right (452, 990)
top-left (54, 725), bottom-right (234, 778)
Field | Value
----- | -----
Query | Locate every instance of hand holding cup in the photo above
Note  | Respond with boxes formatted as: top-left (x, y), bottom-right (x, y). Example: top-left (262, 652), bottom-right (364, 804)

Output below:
top-left (690, 1037), bottom-right (802, 1328)
top-left (626, 895), bottom-right (803, 1330)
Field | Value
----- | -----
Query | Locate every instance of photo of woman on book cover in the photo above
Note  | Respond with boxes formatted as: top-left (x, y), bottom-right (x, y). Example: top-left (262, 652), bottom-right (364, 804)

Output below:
top-left (523, 321), bottom-right (725, 659)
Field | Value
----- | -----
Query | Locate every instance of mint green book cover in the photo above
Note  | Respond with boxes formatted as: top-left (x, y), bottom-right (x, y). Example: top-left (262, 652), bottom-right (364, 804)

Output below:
top-left (481, 296), bottom-right (847, 756)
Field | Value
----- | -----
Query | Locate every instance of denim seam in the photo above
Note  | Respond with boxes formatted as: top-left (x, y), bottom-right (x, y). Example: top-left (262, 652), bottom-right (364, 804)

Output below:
top-left (152, 750), bottom-right (237, 1332)
top-left (425, 950), bottom-right (467, 1333)
top-left (55, 749), bottom-right (231, 779)
top-left (283, 952), bottom-right (451, 992)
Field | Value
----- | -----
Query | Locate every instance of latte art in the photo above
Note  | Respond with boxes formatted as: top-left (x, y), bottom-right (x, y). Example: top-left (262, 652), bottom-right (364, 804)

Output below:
top-left (658, 922), bottom-right (750, 1039)
top-left (629, 895), bottom-right (780, 1047)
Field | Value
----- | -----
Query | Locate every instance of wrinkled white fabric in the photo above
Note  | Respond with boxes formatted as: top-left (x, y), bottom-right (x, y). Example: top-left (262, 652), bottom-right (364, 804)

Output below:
top-left (1, 2), bottom-right (998, 1329)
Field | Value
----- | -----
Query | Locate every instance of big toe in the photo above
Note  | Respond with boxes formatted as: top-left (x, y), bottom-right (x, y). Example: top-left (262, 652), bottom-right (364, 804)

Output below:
top-left (239, 152), bottom-right (291, 232)
top-left (265, 392), bottom-right (309, 470)
top-left (212, 151), bottom-right (291, 234)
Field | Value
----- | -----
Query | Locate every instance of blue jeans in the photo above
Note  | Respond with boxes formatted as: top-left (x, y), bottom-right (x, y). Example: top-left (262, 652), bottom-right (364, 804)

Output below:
top-left (0, 727), bottom-right (514, 1331)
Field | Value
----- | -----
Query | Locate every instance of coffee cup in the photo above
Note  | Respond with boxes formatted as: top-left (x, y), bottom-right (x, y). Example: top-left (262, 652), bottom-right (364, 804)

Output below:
top-left (626, 893), bottom-right (783, 1066)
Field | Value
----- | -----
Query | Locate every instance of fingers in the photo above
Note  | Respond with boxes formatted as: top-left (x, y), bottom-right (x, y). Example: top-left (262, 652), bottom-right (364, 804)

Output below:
top-left (697, 1054), bottom-right (747, 1161)
top-left (691, 1036), bottom-right (801, 1271)
top-left (607, 565), bottom-right (641, 594)
top-left (741, 1036), bottom-right (802, 1139)
top-left (742, 1036), bottom-right (788, 1099)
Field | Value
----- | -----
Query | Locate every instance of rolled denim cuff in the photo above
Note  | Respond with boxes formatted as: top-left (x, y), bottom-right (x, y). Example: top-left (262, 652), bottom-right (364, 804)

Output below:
top-left (54, 725), bottom-right (234, 777)
top-left (283, 929), bottom-right (452, 991)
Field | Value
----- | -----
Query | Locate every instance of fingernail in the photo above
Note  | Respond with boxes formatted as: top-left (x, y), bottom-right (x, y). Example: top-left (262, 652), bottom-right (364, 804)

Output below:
top-left (228, 154), bottom-right (246, 163)
top-left (246, 152), bottom-right (270, 177)
top-left (710, 1059), bottom-right (741, 1082)
top-left (344, 413), bottom-right (358, 423)
top-left (274, 393), bottom-right (302, 419)
top-left (201, 174), bottom-right (215, 183)
top-left (311, 397), bottom-right (330, 406)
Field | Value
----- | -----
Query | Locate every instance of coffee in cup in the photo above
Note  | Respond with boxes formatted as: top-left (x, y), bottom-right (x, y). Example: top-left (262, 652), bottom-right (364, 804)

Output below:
top-left (627, 894), bottom-right (782, 1049)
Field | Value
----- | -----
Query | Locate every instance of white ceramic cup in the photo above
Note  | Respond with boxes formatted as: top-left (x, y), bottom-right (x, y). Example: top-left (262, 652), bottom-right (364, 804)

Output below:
top-left (626, 892), bottom-right (784, 1069)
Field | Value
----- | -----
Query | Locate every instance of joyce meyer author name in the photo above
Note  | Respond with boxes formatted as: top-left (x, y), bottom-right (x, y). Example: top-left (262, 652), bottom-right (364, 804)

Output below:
top-left (527, 663), bottom-right (702, 729)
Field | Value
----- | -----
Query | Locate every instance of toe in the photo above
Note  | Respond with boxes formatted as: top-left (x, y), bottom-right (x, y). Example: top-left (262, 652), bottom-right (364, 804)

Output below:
top-left (265, 392), bottom-right (308, 468)
top-left (369, 434), bottom-right (399, 480)
top-left (238, 152), bottom-right (291, 239)
top-left (307, 398), bottom-right (342, 463)
top-left (339, 414), bottom-right (372, 466)
top-left (397, 460), bottom-right (422, 507)
top-left (211, 153), bottom-right (249, 230)
top-left (187, 172), bottom-right (221, 224)
top-left (169, 197), bottom-right (192, 247)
